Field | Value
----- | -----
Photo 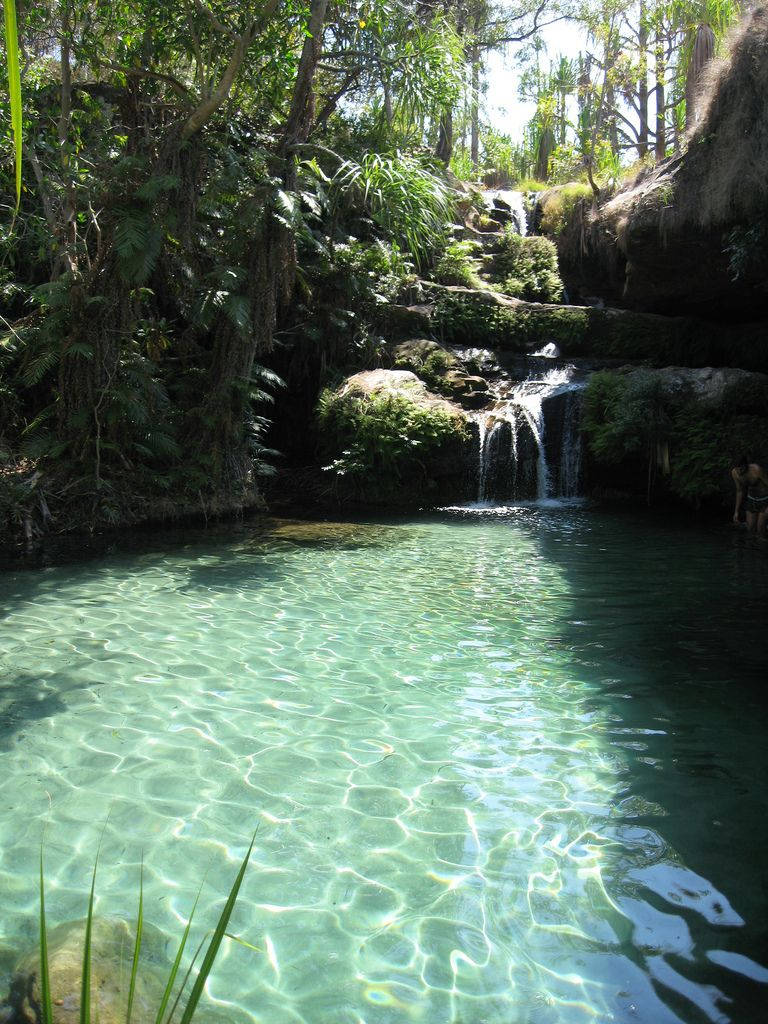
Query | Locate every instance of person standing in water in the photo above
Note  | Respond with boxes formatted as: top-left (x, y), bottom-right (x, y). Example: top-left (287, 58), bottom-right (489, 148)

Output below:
top-left (732, 456), bottom-right (768, 534)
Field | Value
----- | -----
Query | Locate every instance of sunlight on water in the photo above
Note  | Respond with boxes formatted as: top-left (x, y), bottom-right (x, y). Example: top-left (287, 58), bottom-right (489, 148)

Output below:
top-left (1, 510), bottom-right (767, 1023)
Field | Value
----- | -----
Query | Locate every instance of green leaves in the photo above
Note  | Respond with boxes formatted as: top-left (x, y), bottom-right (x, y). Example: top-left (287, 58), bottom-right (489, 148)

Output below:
top-left (3, 0), bottom-right (22, 206)
top-left (79, 852), bottom-right (100, 1024)
top-left (331, 153), bottom-right (456, 267)
top-left (126, 857), bottom-right (144, 1024)
top-left (177, 833), bottom-right (256, 1024)
top-left (39, 850), bottom-right (53, 1024)
top-left (114, 212), bottom-right (165, 285)
top-left (35, 835), bottom-right (257, 1024)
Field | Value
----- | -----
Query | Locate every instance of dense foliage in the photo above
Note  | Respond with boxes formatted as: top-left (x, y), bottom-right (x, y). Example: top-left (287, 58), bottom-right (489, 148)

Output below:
top-left (583, 370), bottom-right (768, 505)
top-left (316, 386), bottom-right (469, 487)
top-left (489, 228), bottom-right (564, 302)
top-left (0, 0), bottom-right (468, 537)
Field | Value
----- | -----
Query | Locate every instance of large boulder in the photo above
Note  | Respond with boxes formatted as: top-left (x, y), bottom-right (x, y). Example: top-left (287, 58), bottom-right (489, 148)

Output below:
top-left (2, 918), bottom-right (172, 1024)
top-left (314, 369), bottom-right (476, 507)
top-left (337, 368), bottom-right (460, 414)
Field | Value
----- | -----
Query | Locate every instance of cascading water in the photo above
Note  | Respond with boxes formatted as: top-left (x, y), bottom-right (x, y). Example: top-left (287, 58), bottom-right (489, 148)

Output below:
top-left (472, 365), bottom-right (584, 504)
top-left (484, 189), bottom-right (528, 236)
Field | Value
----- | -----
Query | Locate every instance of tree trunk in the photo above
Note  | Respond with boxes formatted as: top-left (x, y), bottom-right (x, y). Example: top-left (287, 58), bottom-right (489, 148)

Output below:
top-left (282, 0), bottom-right (329, 150)
top-left (196, 0), bottom-right (330, 480)
top-left (606, 83), bottom-right (619, 154)
top-left (654, 31), bottom-right (666, 161)
top-left (470, 45), bottom-right (480, 173)
top-left (638, 3), bottom-right (649, 158)
top-left (383, 80), bottom-right (393, 124)
top-left (435, 108), bottom-right (453, 164)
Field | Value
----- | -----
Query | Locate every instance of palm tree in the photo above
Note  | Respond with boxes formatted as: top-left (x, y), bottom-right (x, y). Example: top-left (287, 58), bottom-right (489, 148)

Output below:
top-left (680, 0), bottom-right (739, 127)
top-left (550, 56), bottom-right (578, 146)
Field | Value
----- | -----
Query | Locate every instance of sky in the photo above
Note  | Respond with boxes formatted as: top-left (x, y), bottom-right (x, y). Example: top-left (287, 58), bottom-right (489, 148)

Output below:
top-left (484, 19), bottom-right (587, 138)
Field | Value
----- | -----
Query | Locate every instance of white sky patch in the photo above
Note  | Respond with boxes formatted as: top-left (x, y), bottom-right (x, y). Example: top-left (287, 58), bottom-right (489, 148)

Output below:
top-left (484, 20), bottom-right (587, 137)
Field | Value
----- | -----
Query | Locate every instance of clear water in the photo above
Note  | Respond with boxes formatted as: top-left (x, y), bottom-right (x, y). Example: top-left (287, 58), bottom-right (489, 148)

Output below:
top-left (1, 507), bottom-right (767, 1024)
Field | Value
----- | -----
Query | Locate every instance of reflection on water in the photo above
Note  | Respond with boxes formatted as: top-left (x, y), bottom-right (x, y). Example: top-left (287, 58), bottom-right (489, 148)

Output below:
top-left (0, 508), bottom-right (767, 1023)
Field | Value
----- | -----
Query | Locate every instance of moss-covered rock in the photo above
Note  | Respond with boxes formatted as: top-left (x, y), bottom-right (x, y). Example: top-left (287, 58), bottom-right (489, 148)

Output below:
top-left (378, 303), bottom-right (433, 338)
top-left (391, 339), bottom-right (490, 408)
top-left (431, 288), bottom-right (768, 370)
top-left (314, 370), bottom-right (474, 505)
top-left (536, 182), bottom-right (593, 236)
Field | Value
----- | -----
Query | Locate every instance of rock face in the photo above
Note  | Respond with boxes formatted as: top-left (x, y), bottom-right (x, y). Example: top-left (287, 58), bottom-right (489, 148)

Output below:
top-left (580, 364), bottom-right (768, 508)
top-left (618, 365), bottom-right (768, 403)
top-left (552, 8), bottom-right (768, 321)
top-left (2, 918), bottom-right (172, 1024)
top-left (430, 287), bottom-right (768, 370)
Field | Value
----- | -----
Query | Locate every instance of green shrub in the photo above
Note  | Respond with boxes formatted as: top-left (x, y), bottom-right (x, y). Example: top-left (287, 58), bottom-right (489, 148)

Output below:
top-left (393, 345), bottom-right (457, 393)
top-left (326, 238), bottom-right (412, 306)
top-left (514, 178), bottom-right (548, 192)
top-left (432, 239), bottom-right (483, 288)
top-left (489, 229), bottom-right (564, 303)
top-left (293, 237), bottom-right (412, 351)
top-left (316, 388), bottom-right (468, 481)
top-left (582, 371), bottom-right (670, 465)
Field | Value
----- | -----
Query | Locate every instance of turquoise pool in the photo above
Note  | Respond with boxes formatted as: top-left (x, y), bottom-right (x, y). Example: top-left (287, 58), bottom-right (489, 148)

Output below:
top-left (1, 506), bottom-right (766, 1023)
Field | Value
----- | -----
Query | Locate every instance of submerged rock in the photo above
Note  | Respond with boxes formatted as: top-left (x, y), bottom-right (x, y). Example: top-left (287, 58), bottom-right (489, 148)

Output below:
top-left (2, 918), bottom-right (171, 1024)
top-left (260, 517), bottom-right (405, 548)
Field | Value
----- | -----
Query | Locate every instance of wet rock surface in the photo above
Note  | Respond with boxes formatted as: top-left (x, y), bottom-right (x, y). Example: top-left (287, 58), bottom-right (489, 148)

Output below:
top-left (2, 918), bottom-right (171, 1024)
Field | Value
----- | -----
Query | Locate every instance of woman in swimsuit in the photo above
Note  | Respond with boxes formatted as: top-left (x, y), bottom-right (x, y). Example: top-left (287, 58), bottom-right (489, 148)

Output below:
top-left (732, 456), bottom-right (768, 535)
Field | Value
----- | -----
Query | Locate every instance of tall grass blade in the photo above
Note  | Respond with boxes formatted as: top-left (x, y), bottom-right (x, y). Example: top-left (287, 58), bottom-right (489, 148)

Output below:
top-left (39, 849), bottom-right (53, 1024)
top-left (164, 935), bottom-right (206, 1024)
top-left (177, 833), bottom-right (256, 1024)
top-left (126, 855), bottom-right (144, 1024)
top-left (153, 879), bottom-right (205, 1024)
top-left (223, 932), bottom-right (261, 953)
top-left (79, 853), bottom-right (99, 1024)
top-left (3, 0), bottom-right (22, 206)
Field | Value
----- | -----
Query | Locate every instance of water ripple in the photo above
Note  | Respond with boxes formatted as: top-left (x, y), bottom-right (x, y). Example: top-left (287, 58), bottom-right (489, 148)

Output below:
top-left (1, 512), bottom-right (767, 1023)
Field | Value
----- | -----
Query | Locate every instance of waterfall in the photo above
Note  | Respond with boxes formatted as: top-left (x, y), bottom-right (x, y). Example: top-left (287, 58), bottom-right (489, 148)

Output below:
top-left (484, 189), bottom-right (528, 236)
top-left (473, 366), bottom-right (584, 504)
